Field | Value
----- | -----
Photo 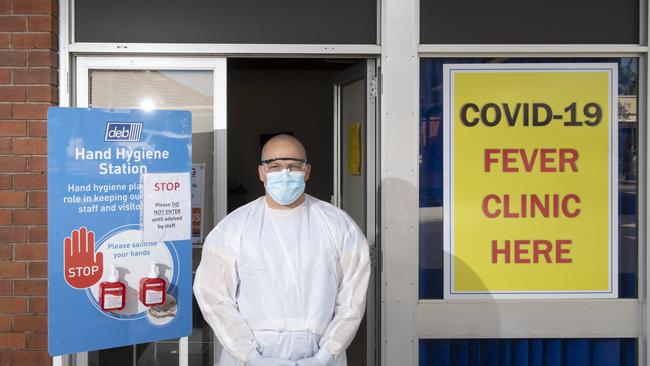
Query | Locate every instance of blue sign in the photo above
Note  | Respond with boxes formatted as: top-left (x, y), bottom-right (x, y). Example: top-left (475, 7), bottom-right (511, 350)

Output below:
top-left (47, 108), bottom-right (192, 356)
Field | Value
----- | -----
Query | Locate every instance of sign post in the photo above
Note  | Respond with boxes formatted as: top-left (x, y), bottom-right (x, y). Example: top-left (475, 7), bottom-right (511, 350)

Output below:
top-left (443, 63), bottom-right (618, 299)
top-left (47, 108), bottom-right (193, 355)
top-left (191, 163), bottom-right (206, 243)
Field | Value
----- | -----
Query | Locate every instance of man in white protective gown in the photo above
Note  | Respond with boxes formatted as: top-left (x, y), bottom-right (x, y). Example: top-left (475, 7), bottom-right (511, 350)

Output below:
top-left (193, 134), bottom-right (371, 366)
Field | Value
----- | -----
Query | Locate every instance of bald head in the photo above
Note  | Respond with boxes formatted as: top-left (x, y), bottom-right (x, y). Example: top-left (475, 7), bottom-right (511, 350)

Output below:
top-left (261, 134), bottom-right (307, 162)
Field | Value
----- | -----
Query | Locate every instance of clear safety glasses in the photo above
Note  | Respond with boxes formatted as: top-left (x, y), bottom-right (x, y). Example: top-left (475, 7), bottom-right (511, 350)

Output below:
top-left (261, 157), bottom-right (307, 173)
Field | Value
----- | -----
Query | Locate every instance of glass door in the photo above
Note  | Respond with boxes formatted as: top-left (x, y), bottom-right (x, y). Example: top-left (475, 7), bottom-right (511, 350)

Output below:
top-left (332, 59), bottom-right (379, 366)
top-left (75, 56), bottom-right (227, 366)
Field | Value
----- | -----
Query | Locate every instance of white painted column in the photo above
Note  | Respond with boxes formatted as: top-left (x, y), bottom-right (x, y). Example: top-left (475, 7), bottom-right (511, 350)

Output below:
top-left (380, 0), bottom-right (420, 364)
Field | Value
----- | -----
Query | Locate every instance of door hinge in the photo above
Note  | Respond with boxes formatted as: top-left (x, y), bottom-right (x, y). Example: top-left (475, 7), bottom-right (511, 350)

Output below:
top-left (369, 75), bottom-right (378, 99)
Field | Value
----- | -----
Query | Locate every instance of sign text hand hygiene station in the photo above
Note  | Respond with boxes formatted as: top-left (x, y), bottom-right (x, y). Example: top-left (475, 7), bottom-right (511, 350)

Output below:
top-left (48, 108), bottom-right (192, 356)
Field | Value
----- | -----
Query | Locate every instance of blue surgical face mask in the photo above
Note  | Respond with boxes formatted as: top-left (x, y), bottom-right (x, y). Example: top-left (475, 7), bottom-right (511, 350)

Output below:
top-left (264, 170), bottom-right (306, 206)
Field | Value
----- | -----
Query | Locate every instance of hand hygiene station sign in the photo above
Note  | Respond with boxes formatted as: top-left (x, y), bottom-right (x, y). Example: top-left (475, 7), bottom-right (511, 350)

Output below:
top-left (48, 108), bottom-right (192, 355)
top-left (443, 63), bottom-right (618, 299)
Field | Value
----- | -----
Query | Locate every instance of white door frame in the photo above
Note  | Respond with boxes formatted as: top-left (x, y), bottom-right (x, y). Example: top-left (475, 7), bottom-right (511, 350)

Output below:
top-left (72, 56), bottom-right (227, 366)
top-left (72, 55), bottom-right (383, 365)
top-left (333, 58), bottom-right (380, 366)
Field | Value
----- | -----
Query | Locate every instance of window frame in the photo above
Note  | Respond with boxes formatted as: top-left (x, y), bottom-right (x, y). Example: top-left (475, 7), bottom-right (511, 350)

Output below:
top-left (71, 56), bottom-right (227, 366)
top-left (381, 1), bottom-right (648, 365)
top-left (413, 50), bottom-right (647, 364)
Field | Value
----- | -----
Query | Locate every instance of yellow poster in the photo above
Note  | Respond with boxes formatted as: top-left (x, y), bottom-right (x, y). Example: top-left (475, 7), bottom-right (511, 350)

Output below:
top-left (444, 63), bottom-right (618, 298)
top-left (348, 123), bottom-right (361, 175)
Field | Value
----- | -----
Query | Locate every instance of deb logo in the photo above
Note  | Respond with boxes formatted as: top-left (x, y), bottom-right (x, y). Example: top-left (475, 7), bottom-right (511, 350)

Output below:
top-left (104, 122), bottom-right (143, 142)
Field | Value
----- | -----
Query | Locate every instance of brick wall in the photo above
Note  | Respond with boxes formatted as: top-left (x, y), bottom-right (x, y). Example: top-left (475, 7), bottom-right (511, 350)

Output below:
top-left (0, 0), bottom-right (57, 364)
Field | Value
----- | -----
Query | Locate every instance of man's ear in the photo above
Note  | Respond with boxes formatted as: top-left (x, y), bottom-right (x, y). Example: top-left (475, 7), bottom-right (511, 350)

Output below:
top-left (258, 165), bottom-right (266, 183)
top-left (304, 164), bottom-right (312, 181)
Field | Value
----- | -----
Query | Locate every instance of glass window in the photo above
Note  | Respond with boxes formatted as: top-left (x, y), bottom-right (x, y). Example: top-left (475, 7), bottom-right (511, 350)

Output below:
top-left (419, 58), bottom-right (639, 299)
top-left (75, 0), bottom-right (376, 44)
top-left (86, 69), bottom-right (216, 365)
top-left (420, 338), bottom-right (637, 365)
top-left (420, 0), bottom-right (639, 44)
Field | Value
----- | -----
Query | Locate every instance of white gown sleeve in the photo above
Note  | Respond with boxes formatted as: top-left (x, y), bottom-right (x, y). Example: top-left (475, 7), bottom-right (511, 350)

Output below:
top-left (318, 218), bottom-right (371, 359)
top-left (193, 226), bottom-right (258, 365)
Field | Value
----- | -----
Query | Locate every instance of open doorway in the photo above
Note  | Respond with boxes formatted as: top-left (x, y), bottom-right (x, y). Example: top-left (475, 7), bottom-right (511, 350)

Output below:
top-left (227, 58), bottom-right (354, 209)
top-left (73, 55), bottom-right (376, 365)
top-left (227, 58), bottom-right (377, 366)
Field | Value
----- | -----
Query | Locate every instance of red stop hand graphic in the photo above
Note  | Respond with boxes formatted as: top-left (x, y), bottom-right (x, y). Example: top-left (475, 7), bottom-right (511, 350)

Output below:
top-left (64, 227), bottom-right (104, 289)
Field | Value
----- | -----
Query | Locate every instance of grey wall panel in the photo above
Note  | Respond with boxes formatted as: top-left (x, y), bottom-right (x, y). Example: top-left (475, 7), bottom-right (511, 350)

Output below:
top-left (420, 0), bottom-right (639, 44)
top-left (75, 0), bottom-right (377, 44)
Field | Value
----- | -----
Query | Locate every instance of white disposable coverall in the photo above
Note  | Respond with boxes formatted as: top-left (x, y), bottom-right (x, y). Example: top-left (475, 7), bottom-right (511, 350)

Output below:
top-left (193, 195), bottom-right (370, 366)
